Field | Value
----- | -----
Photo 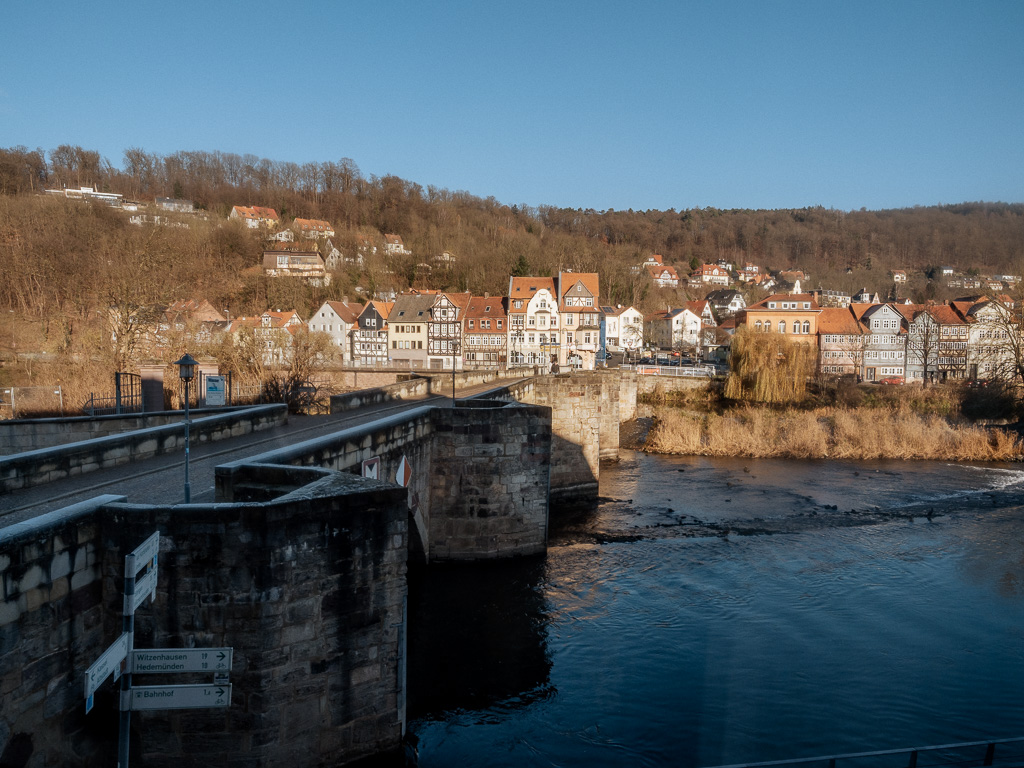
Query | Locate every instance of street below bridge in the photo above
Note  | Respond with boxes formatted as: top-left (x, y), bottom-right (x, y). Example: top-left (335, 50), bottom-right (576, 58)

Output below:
top-left (0, 379), bottom-right (509, 529)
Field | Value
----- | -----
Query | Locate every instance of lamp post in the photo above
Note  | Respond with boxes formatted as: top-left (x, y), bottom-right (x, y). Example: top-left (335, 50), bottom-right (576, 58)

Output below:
top-left (451, 339), bottom-right (460, 406)
top-left (173, 353), bottom-right (197, 503)
top-left (511, 330), bottom-right (523, 369)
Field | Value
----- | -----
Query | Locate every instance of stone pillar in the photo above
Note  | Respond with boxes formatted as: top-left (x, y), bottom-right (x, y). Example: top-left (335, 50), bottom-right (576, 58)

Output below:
top-left (597, 372), bottom-right (621, 461)
top-left (428, 404), bottom-right (551, 559)
top-left (139, 365), bottom-right (165, 412)
top-left (522, 374), bottom-right (602, 502)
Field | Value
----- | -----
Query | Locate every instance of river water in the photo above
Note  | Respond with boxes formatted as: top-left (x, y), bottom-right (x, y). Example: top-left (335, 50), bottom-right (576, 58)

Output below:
top-left (406, 452), bottom-right (1024, 767)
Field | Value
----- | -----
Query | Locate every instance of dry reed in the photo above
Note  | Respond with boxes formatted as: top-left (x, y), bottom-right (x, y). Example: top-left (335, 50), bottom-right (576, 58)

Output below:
top-left (644, 406), bottom-right (1022, 462)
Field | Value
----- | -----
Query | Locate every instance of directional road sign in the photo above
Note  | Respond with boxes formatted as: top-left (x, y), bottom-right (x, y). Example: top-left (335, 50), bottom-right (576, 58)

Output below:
top-left (126, 567), bottom-right (158, 614)
top-left (85, 633), bottom-right (130, 699)
top-left (128, 532), bottom-right (159, 573)
top-left (131, 648), bottom-right (233, 674)
top-left (129, 684), bottom-right (231, 711)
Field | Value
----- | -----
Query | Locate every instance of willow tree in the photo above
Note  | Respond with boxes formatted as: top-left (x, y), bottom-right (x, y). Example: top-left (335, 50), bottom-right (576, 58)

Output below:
top-left (724, 326), bottom-right (817, 403)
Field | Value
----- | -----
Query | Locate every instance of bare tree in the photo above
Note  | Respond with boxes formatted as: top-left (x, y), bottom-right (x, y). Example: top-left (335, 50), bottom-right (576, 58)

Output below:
top-left (906, 310), bottom-right (943, 385)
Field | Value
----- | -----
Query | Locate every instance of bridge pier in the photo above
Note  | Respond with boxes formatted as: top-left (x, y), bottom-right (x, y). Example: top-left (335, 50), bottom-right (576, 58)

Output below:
top-left (429, 402), bottom-right (550, 560)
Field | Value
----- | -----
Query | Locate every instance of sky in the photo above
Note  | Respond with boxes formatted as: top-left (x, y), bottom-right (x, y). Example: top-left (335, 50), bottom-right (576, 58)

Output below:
top-left (2, 0), bottom-right (1022, 212)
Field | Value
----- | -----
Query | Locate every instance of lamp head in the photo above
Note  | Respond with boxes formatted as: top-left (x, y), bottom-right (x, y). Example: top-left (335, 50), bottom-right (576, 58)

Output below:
top-left (173, 353), bottom-right (198, 383)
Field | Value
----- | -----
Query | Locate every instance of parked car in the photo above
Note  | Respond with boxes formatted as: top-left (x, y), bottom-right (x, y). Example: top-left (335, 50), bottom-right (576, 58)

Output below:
top-left (878, 376), bottom-right (904, 385)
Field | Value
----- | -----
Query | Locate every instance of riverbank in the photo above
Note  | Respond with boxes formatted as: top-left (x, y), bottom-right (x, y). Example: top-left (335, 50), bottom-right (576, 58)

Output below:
top-left (633, 405), bottom-right (1022, 461)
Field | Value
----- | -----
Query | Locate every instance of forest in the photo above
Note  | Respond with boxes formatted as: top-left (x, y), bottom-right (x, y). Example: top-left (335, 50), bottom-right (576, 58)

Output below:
top-left (2, 143), bottom-right (1024, 379)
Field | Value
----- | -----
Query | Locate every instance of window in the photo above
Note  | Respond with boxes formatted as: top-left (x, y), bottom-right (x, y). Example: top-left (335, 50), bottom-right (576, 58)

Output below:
top-left (468, 320), bottom-right (474, 329)
top-left (779, 321), bottom-right (786, 333)
top-left (802, 321), bottom-right (810, 334)
top-left (755, 321), bottom-right (762, 331)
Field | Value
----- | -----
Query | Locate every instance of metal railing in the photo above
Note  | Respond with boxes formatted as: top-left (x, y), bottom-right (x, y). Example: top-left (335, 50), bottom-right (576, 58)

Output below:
top-left (82, 373), bottom-right (143, 416)
top-left (1, 386), bottom-right (65, 419)
top-left (620, 363), bottom-right (718, 378)
top-left (702, 736), bottom-right (1024, 768)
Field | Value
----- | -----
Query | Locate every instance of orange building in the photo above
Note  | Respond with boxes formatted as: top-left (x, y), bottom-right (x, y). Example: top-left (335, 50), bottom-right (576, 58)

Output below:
top-left (740, 294), bottom-right (822, 343)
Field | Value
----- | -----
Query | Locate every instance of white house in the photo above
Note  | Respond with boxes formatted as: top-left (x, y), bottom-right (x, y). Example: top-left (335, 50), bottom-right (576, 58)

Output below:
top-left (308, 300), bottom-right (364, 362)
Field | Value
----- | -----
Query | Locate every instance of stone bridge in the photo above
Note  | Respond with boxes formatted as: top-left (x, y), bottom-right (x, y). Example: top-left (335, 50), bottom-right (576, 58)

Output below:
top-left (0, 370), bottom-right (637, 767)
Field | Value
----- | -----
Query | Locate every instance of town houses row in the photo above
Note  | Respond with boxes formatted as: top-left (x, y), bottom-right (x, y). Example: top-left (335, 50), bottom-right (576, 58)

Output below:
top-left (156, 284), bottom-right (1019, 383)
top-left (740, 293), bottom-right (1018, 383)
top-left (160, 273), bottom-right (641, 372)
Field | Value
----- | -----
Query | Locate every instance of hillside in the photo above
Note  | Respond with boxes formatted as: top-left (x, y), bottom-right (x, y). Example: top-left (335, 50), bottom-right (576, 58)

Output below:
top-left (2, 143), bottom-right (1024, 367)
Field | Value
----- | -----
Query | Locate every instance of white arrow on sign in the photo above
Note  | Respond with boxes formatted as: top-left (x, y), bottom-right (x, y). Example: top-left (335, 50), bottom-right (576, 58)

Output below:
top-left (131, 648), bottom-right (232, 674)
top-left (84, 633), bottom-right (130, 699)
top-left (129, 684), bottom-right (231, 710)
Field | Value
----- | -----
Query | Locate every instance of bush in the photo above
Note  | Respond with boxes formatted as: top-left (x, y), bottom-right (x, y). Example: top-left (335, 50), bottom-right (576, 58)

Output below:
top-left (960, 380), bottom-right (1020, 422)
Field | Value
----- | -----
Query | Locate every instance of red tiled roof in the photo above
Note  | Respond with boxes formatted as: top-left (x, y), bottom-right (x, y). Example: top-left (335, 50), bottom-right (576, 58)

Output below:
top-left (232, 205), bottom-right (279, 221)
top-left (559, 272), bottom-right (600, 307)
top-left (816, 307), bottom-right (861, 334)
top-left (325, 301), bottom-right (364, 324)
top-left (294, 218), bottom-right (333, 231)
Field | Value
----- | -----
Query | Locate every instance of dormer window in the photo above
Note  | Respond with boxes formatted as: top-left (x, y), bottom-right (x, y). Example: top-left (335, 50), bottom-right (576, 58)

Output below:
top-left (769, 302), bottom-right (777, 309)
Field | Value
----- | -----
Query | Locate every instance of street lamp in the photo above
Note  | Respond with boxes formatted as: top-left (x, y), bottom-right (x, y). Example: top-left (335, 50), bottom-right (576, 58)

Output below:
top-left (451, 339), bottom-right (460, 406)
top-left (173, 353), bottom-right (197, 503)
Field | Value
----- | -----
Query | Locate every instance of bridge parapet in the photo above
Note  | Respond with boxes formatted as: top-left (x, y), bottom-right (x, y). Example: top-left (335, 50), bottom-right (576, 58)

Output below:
top-left (0, 473), bottom-right (409, 768)
top-left (0, 404), bottom-right (287, 494)
top-left (217, 402), bottom-right (551, 563)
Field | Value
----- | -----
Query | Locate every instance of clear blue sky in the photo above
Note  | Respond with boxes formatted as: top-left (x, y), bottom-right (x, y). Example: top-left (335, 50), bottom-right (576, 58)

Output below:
top-left (2, 0), bottom-right (1021, 212)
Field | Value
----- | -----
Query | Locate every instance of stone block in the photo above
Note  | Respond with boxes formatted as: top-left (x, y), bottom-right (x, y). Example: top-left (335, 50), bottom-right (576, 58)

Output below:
top-left (0, 599), bottom-right (21, 626)
top-left (70, 566), bottom-right (97, 592)
top-left (50, 551), bottom-right (71, 581)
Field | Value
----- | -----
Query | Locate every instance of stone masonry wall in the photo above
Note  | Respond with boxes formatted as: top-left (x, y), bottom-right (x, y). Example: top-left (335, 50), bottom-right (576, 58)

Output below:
top-left (0, 474), bottom-right (409, 768)
top-left (0, 405), bottom-right (287, 494)
top-left (0, 496), bottom-right (125, 767)
top-left (428, 405), bottom-right (551, 560)
top-left (520, 373), bottom-right (607, 502)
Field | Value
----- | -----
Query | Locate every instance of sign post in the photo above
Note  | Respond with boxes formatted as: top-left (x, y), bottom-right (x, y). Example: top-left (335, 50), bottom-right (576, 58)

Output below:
top-left (118, 531), bottom-right (159, 768)
top-left (83, 531), bottom-right (233, 766)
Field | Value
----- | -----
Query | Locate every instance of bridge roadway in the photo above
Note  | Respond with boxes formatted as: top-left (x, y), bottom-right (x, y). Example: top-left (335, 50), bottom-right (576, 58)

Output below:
top-left (0, 380), bottom-right (509, 529)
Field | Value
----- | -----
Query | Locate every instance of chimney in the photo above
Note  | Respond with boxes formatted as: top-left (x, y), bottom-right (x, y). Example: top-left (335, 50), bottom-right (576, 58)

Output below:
top-left (484, 291), bottom-right (489, 298)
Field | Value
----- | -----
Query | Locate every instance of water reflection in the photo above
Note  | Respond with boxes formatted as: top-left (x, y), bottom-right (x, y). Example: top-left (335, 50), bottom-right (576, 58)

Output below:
top-left (408, 452), bottom-right (1024, 767)
top-left (407, 557), bottom-right (553, 721)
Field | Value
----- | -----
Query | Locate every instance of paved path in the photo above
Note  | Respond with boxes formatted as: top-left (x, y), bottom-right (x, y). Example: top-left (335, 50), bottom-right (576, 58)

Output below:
top-left (0, 380), bottom-right (512, 529)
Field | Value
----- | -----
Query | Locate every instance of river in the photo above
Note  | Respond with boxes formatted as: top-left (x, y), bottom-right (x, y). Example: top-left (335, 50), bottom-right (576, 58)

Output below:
top-left (405, 451), bottom-right (1024, 767)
